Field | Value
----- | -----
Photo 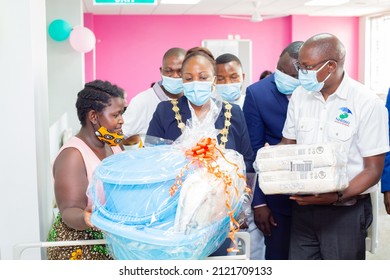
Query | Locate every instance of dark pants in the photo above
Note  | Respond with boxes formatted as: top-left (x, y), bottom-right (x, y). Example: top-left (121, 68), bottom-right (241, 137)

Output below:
top-left (209, 238), bottom-right (231, 256)
top-left (289, 195), bottom-right (372, 260)
top-left (264, 212), bottom-right (291, 260)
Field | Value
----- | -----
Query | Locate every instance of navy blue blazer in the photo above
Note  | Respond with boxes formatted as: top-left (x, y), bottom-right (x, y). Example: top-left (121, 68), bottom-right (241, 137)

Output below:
top-left (381, 88), bottom-right (390, 192)
top-left (146, 96), bottom-right (255, 173)
top-left (243, 74), bottom-right (292, 215)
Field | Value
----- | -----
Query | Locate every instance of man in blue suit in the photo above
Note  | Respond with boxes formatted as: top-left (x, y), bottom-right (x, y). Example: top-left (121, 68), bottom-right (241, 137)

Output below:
top-left (381, 88), bottom-right (390, 215)
top-left (243, 41), bottom-right (303, 259)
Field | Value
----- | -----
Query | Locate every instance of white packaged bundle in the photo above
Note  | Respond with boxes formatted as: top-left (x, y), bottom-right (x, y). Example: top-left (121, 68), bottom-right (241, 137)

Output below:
top-left (258, 166), bottom-right (349, 195)
top-left (254, 142), bottom-right (349, 194)
top-left (254, 142), bottom-right (347, 172)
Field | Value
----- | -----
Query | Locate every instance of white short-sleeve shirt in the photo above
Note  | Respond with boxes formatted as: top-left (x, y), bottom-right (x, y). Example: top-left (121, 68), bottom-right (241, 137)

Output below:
top-left (122, 81), bottom-right (170, 139)
top-left (282, 73), bottom-right (389, 192)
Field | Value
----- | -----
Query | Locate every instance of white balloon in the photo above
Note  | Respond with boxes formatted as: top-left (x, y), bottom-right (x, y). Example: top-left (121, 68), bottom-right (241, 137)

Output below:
top-left (69, 25), bottom-right (96, 53)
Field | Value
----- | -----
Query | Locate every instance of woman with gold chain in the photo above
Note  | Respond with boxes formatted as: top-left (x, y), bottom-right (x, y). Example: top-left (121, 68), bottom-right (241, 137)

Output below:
top-left (146, 48), bottom-right (255, 257)
top-left (146, 48), bottom-right (255, 173)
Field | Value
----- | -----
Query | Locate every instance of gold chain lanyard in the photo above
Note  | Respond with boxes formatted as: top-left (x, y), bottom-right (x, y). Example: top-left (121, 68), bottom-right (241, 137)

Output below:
top-left (171, 100), bottom-right (232, 149)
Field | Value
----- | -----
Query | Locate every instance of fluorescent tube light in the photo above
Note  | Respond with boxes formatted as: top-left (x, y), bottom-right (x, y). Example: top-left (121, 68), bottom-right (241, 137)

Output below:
top-left (305, 0), bottom-right (349, 6)
top-left (94, 0), bottom-right (156, 4)
top-left (160, 0), bottom-right (201, 4)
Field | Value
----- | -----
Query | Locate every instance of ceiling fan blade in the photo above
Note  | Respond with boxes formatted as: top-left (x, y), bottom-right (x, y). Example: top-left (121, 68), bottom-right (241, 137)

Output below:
top-left (253, 0), bottom-right (262, 11)
top-left (220, 15), bottom-right (252, 20)
top-left (261, 14), bottom-right (288, 20)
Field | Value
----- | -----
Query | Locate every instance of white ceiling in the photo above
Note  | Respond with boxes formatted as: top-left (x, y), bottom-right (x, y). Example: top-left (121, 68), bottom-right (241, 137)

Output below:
top-left (83, 0), bottom-right (390, 18)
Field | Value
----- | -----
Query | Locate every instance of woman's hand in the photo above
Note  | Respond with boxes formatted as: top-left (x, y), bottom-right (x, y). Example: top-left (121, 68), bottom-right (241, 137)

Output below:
top-left (384, 191), bottom-right (390, 215)
top-left (83, 205), bottom-right (94, 228)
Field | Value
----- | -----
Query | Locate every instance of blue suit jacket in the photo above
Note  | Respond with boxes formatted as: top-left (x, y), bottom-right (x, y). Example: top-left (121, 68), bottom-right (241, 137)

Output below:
top-left (381, 88), bottom-right (390, 192)
top-left (243, 74), bottom-right (292, 215)
top-left (146, 96), bottom-right (255, 173)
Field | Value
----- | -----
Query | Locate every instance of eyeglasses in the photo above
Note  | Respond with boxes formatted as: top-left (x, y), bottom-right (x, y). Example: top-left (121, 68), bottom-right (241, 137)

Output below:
top-left (294, 60), bottom-right (335, 74)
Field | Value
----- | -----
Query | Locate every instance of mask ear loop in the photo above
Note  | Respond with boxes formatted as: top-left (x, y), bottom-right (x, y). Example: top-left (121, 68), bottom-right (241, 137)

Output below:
top-left (93, 117), bottom-right (103, 137)
top-left (317, 60), bottom-right (333, 84)
top-left (94, 124), bottom-right (102, 137)
top-left (321, 72), bottom-right (332, 84)
top-left (88, 109), bottom-right (100, 133)
top-left (211, 76), bottom-right (217, 93)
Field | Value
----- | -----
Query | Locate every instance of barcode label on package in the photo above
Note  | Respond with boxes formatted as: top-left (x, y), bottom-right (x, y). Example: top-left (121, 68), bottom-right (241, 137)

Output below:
top-left (290, 160), bottom-right (313, 172)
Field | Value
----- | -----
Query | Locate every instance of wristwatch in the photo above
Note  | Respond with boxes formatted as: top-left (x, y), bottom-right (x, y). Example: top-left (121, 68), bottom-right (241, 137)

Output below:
top-left (336, 191), bottom-right (343, 203)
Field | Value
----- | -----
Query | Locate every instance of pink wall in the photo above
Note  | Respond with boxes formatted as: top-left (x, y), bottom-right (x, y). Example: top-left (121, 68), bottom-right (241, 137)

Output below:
top-left (85, 15), bottom-right (291, 100)
top-left (84, 14), bottom-right (359, 101)
top-left (291, 15), bottom-right (359, 80)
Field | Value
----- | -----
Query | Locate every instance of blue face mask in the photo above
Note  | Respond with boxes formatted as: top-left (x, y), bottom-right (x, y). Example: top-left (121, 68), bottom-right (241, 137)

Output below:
top-left (161, 75), bottom-right (183, 95)
top-left (274, 69), bottom-right (300, 95)
top-left (183, 81), bottom-right (213, 106)
top-left (298, 60), bottom-right (332, 92)
top-left (215, 82), bottom-right (242, 102)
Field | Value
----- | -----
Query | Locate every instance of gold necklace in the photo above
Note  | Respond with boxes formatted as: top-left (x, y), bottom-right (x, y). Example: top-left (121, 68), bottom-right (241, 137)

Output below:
top-left (171, 99), bottom-right (232, 149)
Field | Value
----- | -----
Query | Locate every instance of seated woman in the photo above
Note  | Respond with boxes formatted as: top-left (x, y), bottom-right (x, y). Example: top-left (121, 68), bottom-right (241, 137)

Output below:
top-left (146, 48), bottom-right (255, 173)
top-left (47, 80), bottom-right (125, 260)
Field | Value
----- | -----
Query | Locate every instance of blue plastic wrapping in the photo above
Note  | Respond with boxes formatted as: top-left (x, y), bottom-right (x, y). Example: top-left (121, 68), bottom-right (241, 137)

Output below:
top-left (90, 145), bottom-right (187, 227)
top-left (88, 98), bottom-right (250, 259)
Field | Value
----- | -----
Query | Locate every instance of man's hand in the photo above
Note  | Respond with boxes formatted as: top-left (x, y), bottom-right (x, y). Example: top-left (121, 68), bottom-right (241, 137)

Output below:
top-left (253, 206), bottom-right (277, 236)
top-left (384, 191), bottom-right (390, 215)
top-left (122, 134), bottom-right (141, 146)
top-left (289, 192), bottom-right (338, 205)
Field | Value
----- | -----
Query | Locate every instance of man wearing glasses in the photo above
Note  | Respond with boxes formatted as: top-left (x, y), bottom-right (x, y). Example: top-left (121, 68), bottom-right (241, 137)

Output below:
top-left (281, 33), bottom-right (389, 259)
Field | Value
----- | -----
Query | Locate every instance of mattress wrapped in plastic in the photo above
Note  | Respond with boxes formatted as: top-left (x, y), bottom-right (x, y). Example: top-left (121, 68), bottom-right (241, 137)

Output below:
top-left (254, 142), bottom-right (349, 194)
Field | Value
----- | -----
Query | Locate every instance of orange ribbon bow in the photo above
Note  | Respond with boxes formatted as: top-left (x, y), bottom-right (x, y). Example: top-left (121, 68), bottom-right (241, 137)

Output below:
top-left (170, 137), bottom-right (250, 253)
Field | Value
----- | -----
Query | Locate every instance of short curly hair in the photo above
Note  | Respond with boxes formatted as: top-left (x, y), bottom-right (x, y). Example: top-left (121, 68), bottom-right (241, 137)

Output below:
top-left (76, 80), bottom-right (124, 126)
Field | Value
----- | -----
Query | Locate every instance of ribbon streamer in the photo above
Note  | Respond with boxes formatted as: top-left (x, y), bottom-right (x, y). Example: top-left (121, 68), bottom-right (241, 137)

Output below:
top-left (170, 137), bottom-right (250, 253)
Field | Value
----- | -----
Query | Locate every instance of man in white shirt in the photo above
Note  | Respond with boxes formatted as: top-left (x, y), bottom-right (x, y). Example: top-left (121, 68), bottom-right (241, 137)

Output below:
top-left (281, 33), bottom-right (389, 259)
top-left (122, 47), bottom-right (186, 147)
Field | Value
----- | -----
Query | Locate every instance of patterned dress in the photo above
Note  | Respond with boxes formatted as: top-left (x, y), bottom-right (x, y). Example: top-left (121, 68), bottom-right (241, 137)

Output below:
top-left (46, 137), bottom-right (121, 260)
top-left (47, 213), bottom-right (112, 260)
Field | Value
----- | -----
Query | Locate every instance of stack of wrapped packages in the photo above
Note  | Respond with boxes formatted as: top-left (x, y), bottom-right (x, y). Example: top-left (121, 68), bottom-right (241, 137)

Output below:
top-left (254, 142), bottom-right (349, 195)
top-left (87, 104), bottom-right (250, 259)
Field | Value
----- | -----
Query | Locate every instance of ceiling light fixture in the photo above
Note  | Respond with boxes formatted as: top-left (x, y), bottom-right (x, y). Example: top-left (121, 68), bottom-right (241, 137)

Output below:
top-left (160, 0), bottom-right (201, 4)
top-left (94, 0), bottom-right (156, 5)
top-left (305, 0), bottom-right (350, 6)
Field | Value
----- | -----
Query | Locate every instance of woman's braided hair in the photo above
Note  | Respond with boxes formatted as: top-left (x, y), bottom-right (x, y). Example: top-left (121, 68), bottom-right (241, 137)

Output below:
top-left (76, 80), bottom-right (124, 126)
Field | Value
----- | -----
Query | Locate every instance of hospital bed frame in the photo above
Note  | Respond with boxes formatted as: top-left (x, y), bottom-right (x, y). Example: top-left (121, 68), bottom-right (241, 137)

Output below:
top-left (13, 231), bottom-right (251, 260)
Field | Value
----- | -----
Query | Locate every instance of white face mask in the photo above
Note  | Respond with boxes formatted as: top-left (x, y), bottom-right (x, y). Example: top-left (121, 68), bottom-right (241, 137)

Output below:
top-left (161, 75), bottom-right (183, 94)
top-left (215, 82), bottom-right (242, 102)
top-left (298, 60), bottom-right (332, 92)
top-left (183, 81), bottom-right (213, 106)
top-left (274, 69), bottom-right (300, 95)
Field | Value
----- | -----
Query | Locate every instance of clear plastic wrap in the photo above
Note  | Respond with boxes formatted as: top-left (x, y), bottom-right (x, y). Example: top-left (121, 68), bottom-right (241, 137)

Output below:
top-left (88, 98), bottom-right (250, 259)
top-left (254, 142), bottom-right (349, 195)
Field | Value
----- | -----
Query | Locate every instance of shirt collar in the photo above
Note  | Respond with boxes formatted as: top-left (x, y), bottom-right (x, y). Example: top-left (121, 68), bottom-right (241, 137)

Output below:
top-left (332, 71), bottom-right (349, 100)
top-left (232, 94), bottom-right (244, 109)
top-left (154, 81), bottom-right (172, 102)
top-left (187, 98), bottom-right (219, 127)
